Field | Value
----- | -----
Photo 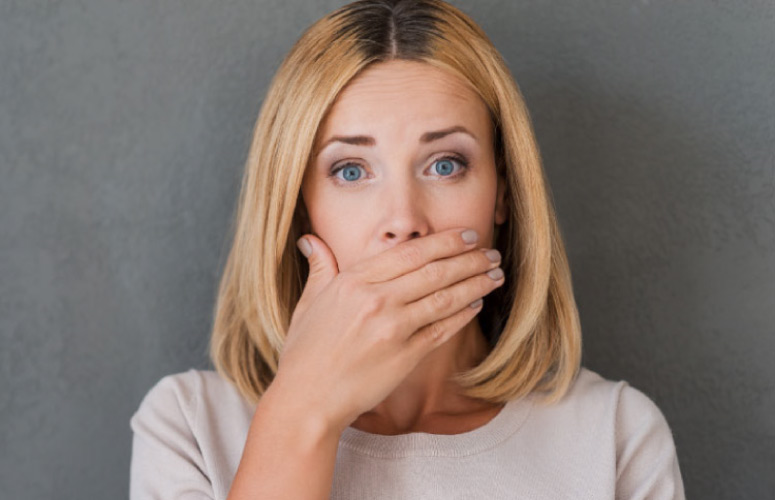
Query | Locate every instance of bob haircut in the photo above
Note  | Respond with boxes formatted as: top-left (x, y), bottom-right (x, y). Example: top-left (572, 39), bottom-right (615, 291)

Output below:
top-left (209, 0), bottom-right (582, 406)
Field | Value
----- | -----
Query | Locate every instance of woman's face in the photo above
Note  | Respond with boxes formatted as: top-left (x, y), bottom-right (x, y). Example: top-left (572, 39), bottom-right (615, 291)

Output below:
top-left (300, 59), bottom-right (508, 272)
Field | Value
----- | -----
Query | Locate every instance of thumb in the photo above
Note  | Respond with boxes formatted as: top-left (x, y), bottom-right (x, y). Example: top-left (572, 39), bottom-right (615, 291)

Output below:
top-left (296, 234), bottom-right (339, 300)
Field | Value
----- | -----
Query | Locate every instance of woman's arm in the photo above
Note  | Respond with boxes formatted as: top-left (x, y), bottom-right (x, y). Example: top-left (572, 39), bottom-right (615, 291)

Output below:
top-left (226, 227), bottom-right (499, 498)
top-left (226, 375), bottom-right (342, 500)
top-left (129, 370), bottom-right (340, 500)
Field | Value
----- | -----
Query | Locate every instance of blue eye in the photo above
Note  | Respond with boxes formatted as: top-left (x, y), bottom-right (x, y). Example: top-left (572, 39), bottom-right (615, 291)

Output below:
top-left (328, 153), bottom-right (470, 186)
top-left (433, 157), bottom-right (459, 176)
top-left (429, 154), bottom-right (470, 178)
top-left (339, 164), bottom-right (363, 182)
top-left (328, 163), bottom-right (366, 184)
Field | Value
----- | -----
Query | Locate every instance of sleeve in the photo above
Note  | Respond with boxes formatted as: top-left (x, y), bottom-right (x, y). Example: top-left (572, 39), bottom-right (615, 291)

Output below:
top-left (614, 383), bottom-right (686, 500)
top-left (129, 373), bottom-right (215, 500)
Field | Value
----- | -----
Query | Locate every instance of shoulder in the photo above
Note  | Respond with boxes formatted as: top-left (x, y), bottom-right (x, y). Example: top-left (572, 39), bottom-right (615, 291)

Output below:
top-left (130, 369), bottom-right (242, 499)
top-left (130, 368), bottom-right (244, 434)
top-left (513, 368), bottom-right (684, 498)
top-left (527, 366), bottom-right (678, 458)
top-left (552, 367), bottom-right (685, 498)
top-left (553, 366), bottom-right (669, 420)
top-left (578, 367), bottom-right (675, 432)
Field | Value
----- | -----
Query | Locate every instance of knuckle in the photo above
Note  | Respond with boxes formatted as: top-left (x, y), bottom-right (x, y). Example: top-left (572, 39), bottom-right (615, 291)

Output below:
top-left (428, 321), bottom-right (446, 342)
top-left (385, 314), bottom-right (405, 337)
top-left (370, 326), bottom-right (392, 344)
top-left (360, 289), bottom-right (387, 316)
top-left (368, 315), bottom-right (403, 348)
top-left (430, 288), bottom-right (452, 310)
top-left (397, 243), bottom-right (424, 268)
top-left (421, 261), bottom-right (446, 282)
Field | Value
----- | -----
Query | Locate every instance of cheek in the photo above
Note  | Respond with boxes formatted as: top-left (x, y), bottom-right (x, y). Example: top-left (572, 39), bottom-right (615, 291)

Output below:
top-left (443, 172), bottom-right (494, 208)
top-left (438, 185), bottom-right (498, 245)
top-left (307, 206), bottom-right (364, 271)
top-left (302, 179), bottom-right (367, 271)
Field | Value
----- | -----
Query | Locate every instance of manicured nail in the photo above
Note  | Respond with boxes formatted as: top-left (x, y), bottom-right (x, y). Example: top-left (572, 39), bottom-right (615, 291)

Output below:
top-left (296, 237), bottom-right (312, 257)
top-left (484, 249), bottom-right (501, 262)
top-left (461, 229), bottom-right (478, 244)
top-left (487, 267), bottom-right (504, 280)
top-left (469, 298), bottom-right (483, 309)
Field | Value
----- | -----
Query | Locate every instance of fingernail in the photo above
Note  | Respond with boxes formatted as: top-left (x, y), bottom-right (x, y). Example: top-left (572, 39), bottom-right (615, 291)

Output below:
top-left (469, 298), bottom-right (483, 309)
top-left (461, 229), bottom-right (478, 244)
top-left (487, 267), bottom-right (504, 280)
top-left (296, 237), bottom-right (312, 258)
top-left (484, 249), bottom-right (501, 262)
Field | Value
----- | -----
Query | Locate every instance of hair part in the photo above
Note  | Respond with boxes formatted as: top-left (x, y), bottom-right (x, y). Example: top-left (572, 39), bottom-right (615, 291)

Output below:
top-left (209, 0), bottom-right (582, 406)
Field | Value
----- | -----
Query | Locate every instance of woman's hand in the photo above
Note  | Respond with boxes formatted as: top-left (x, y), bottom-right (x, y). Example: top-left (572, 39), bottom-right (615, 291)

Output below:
top-left (272, 227), bottom-right (505, 436)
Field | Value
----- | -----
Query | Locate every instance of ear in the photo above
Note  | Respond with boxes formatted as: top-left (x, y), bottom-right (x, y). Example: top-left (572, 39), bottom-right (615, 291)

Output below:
top-left (494, 172), bottom-right (509, 225)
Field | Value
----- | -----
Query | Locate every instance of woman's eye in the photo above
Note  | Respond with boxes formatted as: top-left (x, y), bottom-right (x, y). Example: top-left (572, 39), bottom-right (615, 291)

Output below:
top-left (430, 155), bottom-right (469, 178)
top-left (330, 163), bottom-right (366, 183)
top-left (328, 153), bottom-right (470, 185)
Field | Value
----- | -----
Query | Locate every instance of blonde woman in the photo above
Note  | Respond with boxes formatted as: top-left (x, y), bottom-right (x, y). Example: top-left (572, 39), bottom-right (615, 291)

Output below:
top-left (130, 1), bottom-right (685, 498)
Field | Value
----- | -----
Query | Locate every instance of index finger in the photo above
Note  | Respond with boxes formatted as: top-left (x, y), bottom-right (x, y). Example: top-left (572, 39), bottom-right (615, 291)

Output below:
top-left (349, 228), bottom-right (480, 284)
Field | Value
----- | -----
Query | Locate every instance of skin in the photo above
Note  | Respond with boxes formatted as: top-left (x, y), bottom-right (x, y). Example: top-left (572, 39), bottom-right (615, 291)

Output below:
top-left (298, 59), bottom-right (509, 435)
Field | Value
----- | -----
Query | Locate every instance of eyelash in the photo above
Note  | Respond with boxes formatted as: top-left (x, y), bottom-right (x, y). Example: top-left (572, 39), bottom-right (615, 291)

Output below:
top-left (327, 153), bottom-right (471, 186)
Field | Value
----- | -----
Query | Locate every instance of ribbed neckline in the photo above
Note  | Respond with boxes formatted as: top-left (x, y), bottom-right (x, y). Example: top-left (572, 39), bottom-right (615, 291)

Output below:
top-left (338, 394), bottom-right (534, 458)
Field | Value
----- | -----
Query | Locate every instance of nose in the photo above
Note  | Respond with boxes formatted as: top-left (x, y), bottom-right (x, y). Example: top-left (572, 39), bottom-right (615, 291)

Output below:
top-left (377, 178), bottom-right (431, 247)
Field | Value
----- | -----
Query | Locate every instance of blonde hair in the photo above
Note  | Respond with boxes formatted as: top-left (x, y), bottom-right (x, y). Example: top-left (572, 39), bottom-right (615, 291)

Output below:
top-left (209, 0), bottom-right (582, 406)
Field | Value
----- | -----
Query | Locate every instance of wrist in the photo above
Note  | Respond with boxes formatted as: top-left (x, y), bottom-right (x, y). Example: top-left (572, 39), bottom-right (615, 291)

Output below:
top-left (259, 375), bottom-right (343, 446)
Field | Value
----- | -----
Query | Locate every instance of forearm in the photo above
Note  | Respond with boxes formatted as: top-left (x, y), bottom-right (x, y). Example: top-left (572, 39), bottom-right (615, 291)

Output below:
top-left (226, 380), bottom-right (342, 500)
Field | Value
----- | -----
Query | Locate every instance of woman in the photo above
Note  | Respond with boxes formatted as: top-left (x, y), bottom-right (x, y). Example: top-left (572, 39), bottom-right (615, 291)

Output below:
top-left (130, 1), bottom-right (686, 498)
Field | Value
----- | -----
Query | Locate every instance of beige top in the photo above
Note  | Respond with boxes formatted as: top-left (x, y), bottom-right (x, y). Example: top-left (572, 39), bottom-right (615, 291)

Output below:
top-left (129, 366), bottom-right (685, 499)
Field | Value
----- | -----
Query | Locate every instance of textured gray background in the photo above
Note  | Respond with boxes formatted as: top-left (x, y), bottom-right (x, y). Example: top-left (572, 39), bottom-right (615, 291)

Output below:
top-left (1, 0), bottom-right (773, 498)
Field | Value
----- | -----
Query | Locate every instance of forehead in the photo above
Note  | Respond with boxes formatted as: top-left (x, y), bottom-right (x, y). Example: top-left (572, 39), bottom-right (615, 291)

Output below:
top-left (315, 60), bottom-right (492, 144)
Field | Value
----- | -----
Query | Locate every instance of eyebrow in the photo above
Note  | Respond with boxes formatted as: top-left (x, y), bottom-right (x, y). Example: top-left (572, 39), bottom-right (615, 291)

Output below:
top-left (315, 125), bottom-right (477, 156)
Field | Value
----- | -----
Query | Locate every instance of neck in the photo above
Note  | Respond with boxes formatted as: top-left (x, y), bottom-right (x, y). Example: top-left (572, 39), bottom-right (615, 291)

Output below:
top-left (353, 318), bottom-right (494, 433)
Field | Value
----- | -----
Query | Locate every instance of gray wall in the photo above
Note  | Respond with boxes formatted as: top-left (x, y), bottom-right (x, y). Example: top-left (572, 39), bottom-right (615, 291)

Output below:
top-left (1, 1), bottom-right (772, 498)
